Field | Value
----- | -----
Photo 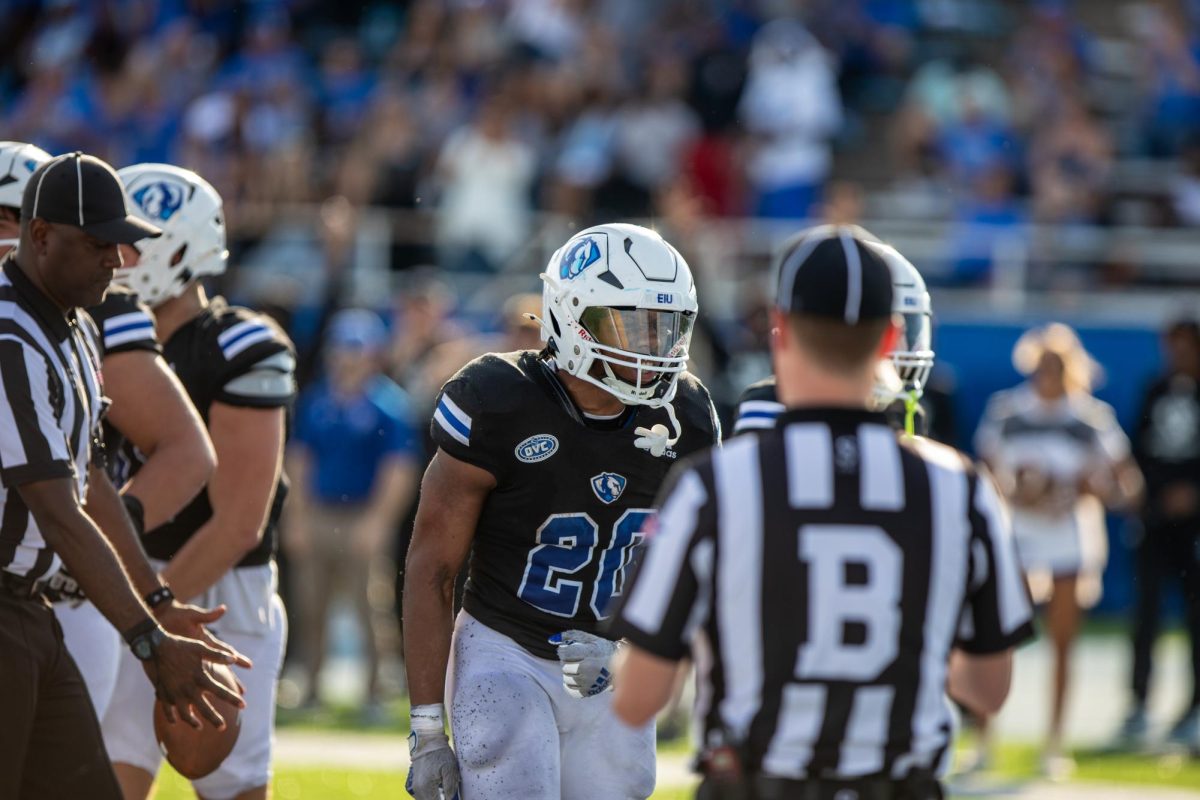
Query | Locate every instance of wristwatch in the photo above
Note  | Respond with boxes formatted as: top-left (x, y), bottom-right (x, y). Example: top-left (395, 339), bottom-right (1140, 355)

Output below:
top-left (129, 626), bottom-right (166, 661)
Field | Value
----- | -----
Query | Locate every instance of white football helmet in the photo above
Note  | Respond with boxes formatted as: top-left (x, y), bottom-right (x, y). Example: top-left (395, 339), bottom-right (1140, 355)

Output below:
top-left (0, 142), bottom-right (53, 249)
top-left (863, 236), bottom-right (934, 407)
top-left (0, 141), bottom-right (52, 211)
top-left (114, 163), bottom-right (228, 306)
top-left (538, 223), bottom-right (698, 410)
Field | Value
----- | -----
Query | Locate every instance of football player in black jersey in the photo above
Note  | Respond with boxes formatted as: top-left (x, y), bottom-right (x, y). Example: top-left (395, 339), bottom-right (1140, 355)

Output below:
top-left (96, 163), bottom-right (295, 800)
top-left (0, 142), bottom-right (222, 720)
top-left (404, 223), bottom-right (721, 800)
top-left (731, 225), bottom-right (935, 438)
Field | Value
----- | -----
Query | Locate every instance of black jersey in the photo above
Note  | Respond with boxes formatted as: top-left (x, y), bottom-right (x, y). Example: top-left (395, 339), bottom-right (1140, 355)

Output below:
top-left (87, 285), bottom-right (161, 486)
top-left (430, 350), bottom-right (721, 659)
top-left (733, 376), bottom-right (929, 437)
top-left (124, 297), bottom-right (295, 567)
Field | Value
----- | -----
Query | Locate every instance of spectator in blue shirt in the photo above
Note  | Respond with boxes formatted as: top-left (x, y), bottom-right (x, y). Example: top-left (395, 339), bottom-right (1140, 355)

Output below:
top-left (285, 309), bottom-right (420, 717)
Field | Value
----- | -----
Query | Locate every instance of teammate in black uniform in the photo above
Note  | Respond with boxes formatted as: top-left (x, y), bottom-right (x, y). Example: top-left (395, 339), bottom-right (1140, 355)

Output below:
top-left (99, 163), bottom-right (295, 800)
top-left (0, 142), bottom-right (220, 721)
top-left (731, 225), bottom-right (935, 439)
top-left (404, 224), bottom-right (720, 800)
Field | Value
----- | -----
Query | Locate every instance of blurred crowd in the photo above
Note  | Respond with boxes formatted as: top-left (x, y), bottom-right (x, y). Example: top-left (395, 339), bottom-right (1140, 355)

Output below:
top-left (6, 0), bottom-right (1200, 288)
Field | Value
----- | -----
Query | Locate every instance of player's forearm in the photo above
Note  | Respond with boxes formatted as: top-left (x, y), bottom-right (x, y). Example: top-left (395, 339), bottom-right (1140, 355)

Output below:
top-left (403, 556), bottom-right (457, 706)
top-left (40, 509), bottom-right (156, 635)
top-left (160, 517), bottom-right (262, 600)
top-left (122, 432), bottom-right (214, 530)
top-left (84, 468), bottom-right (165, 596)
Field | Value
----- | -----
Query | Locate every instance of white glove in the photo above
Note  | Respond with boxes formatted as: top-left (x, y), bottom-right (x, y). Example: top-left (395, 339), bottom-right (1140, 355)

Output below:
top-left (406, 705), bottom-right (461, 800)
top-left (550, 629), bottom-right (619, 698)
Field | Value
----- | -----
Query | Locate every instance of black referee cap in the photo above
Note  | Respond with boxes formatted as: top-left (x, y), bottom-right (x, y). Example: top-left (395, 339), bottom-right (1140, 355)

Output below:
top-left (775, 225), bottom-right (893, 324)
top-left (21, 152), bottom-right (161, 244)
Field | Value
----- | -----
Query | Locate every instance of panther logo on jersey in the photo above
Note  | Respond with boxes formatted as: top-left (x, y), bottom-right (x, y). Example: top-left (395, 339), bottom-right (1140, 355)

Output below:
top-left (132, 181), bottom-right (186, 222)
top-left (590, 472), bottom-right (627, 504)
top-left (560, 237), bottom-right (602, 280)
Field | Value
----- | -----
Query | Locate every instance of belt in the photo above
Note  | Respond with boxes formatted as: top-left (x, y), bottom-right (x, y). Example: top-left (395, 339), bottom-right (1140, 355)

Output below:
top-left (0, 569), bottom-right (45, 600)
top-left (754, 775), bottom-right (942, 800)
top-left (698, 775), bottom-right (942, 800)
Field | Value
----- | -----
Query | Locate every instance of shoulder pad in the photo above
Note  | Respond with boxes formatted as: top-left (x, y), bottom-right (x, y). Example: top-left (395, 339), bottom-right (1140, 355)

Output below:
top-left (733, 376), bottom-right (783, 435)
top-left (86, 287), bottom-right (159, 356)
top-left (431, 351), bottom-right (541, 469)
top-left (212, 304), bottom-right (293, 363)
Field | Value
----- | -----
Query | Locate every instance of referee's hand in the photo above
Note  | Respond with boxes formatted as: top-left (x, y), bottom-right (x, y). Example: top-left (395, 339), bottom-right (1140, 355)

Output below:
top-left (156, 601), bottom-right (253, 671)
top-left (142, 635), bottom-right (248, 730)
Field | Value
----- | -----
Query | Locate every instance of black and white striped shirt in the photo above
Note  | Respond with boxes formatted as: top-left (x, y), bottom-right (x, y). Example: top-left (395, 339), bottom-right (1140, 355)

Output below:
top-left (0, 256), bottom-right (106, 581)
top-left (609, 407), bottom-right (1034, 781)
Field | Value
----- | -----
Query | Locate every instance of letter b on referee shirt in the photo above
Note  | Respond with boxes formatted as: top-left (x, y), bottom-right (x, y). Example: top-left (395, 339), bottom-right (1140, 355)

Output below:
top-left (797, 526), bottom-right (902, 681)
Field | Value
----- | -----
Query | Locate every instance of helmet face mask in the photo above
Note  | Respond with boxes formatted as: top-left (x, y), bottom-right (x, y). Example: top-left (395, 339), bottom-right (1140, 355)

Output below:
top-left (859, 237), bottom-right (935, 411)
top-left (114, 164), bottom-right (228, 306)
top-left (541, 224), bottom-right (698, 407)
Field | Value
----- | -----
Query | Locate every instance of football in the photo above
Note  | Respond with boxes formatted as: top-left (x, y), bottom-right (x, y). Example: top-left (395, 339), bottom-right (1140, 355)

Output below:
top-left (152, 662), bottom-right (243, 780)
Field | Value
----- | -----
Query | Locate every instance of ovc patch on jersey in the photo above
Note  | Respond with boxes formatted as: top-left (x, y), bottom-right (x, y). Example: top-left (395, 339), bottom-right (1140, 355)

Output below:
top-left (560, 236), bottom-right (602, 280)
top-left (515, 433), bottom-right (558, 463)
top-left (132, 180), bottom-right (186, 221)
top-left (590, 471), bottom-right (627, 505)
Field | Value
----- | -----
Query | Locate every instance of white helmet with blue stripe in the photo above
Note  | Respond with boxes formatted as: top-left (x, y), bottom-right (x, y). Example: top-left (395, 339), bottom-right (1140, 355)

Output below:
top-left (0, 141), bottom-right (53, 211)
top-left (114, 163), bottom-right (228, 306)
top-left (538, 222), bottom-right (698, 409)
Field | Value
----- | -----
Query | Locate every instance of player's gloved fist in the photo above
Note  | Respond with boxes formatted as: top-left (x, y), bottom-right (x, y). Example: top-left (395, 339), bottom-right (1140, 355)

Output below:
top-left (550, 630), bottom-right (618, 698)
top-left (406, 704), bottom-right (461, 800)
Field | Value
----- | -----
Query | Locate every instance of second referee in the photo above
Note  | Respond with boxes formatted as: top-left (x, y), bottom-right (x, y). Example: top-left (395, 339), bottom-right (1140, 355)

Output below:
top-left (609, 229), bottom-right (1035, 799)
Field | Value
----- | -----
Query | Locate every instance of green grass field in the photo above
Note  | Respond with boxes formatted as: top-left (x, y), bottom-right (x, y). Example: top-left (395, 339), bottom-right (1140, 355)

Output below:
top-left (149, 741), bottom-right (1200, 799)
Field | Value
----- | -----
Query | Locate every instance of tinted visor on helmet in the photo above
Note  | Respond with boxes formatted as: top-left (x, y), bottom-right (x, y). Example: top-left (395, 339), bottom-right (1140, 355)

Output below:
top-left (580, 307), bottom-right (694, 360)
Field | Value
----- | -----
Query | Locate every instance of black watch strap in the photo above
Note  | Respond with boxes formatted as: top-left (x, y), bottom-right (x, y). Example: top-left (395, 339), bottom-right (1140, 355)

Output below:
top-left (145, 584), bottom-right (174, 610)
top-left (121, 616), bottom-right (160, 647)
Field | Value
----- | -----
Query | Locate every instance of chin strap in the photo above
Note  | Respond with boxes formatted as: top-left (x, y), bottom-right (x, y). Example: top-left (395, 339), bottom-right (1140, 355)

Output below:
top-left (634, 400), bottom-right (681, 458)
top-left (903, 389), bottom-right (921, 438)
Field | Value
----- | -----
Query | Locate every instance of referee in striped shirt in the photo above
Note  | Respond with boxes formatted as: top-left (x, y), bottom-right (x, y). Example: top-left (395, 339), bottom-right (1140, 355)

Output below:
top-left (609, 230), bottom-right (1035, 799)
top-left (0, 153), bottom-right (246, 799)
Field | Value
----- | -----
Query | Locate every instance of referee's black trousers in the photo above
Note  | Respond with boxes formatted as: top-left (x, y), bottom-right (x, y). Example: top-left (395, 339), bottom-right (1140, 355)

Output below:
top-left (0, 591), bottom-right (123, 799)
top-left (1131, 523), bottom-right (1200, 710)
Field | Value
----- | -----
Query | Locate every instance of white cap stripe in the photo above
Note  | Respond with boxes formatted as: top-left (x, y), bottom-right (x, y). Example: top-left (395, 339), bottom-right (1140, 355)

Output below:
top-left (31, 158), bottom-right (50, 220)
top-left (75, 154), bottom-right (84, 226)
top-left (840, 231), bottom-right (862, 324)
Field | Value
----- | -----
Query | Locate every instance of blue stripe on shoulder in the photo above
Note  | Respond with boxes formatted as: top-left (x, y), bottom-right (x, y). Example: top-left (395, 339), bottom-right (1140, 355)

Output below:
top-left (437, 397), bottom-right (471, 438)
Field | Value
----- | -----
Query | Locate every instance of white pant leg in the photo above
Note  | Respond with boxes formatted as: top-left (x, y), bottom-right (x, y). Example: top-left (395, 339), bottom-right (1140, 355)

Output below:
top-left (192, 585), bottom-right (287, 799)
top-left (102, 633), bottom-right (161, 774)
top-left (56, 601), bottom-right (122, 718)
top-left (448, 612), bottom-right (561, 800)
top-left (554, 656), bottom-right (656, 799)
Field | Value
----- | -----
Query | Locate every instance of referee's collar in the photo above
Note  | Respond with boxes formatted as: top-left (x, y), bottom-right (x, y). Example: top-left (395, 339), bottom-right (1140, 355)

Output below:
top-left (774, 405), bottom-right (890, 426)
top-left (2, 255), bottom-right (74, 342)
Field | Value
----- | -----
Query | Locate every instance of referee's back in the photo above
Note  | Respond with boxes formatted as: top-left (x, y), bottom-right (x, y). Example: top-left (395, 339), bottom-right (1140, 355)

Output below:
top-left (614, 409), bottom-right (1033, 779)
top-left (608, 226), bottom-right (1034, 799)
